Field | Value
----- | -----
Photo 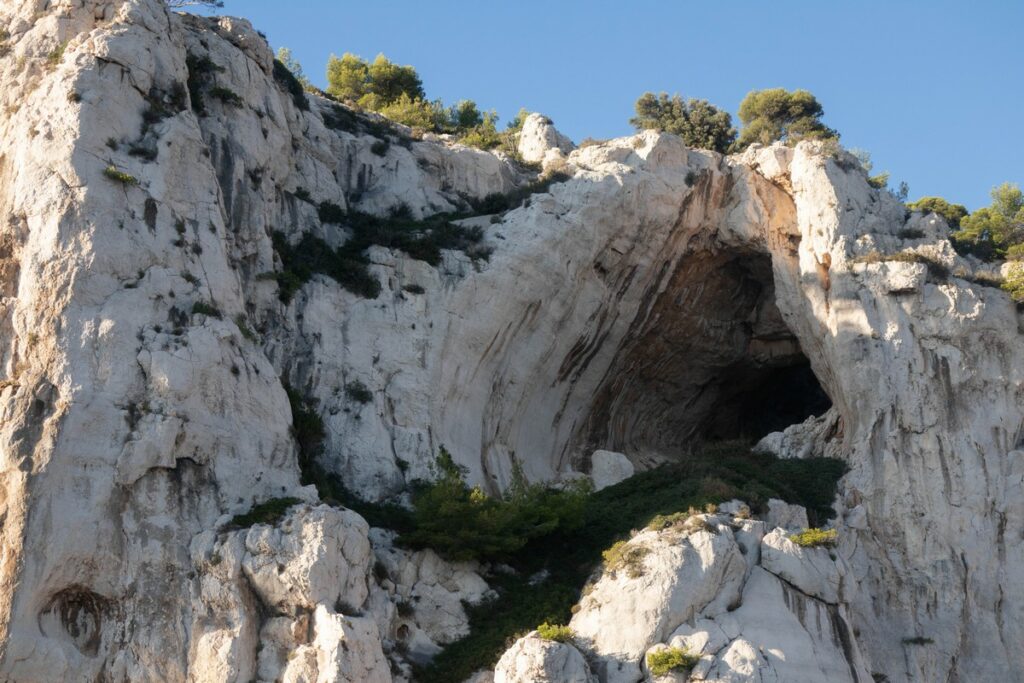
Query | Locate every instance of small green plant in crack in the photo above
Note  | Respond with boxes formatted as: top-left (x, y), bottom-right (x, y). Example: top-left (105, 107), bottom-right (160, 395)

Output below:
top-left (209, 86), bottom-right (243, 107)
top-left (647, 646), bottom-right (700, 676)
top-left (345, 380), bottom-right (373, 404)
top-left (536, 622), bottom-right (573, 643)
top-left (103, 165), bottom-right (138, 185)
top-left (46, 40), bottom-right (67, 67)
top-left (191, 300), bottom-right (222, 319)
top-left (228, 497), bottom-right (301, 528)
top-left (789, 527), bottom-right (837, 548)
top-left (601, 540), bottom-right (648, 578)
top-left (234, 314), bottom-right (257, 342)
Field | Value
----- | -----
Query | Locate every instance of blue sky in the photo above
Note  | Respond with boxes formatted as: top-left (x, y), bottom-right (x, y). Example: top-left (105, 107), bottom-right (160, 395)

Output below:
top-left (203, 1), bottom-right (1021, 210)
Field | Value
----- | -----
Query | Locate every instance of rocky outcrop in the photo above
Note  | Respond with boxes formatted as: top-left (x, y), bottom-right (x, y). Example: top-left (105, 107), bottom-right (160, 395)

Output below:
top-left (1, 0), bottom-right (1023, 681)
top-left (517, 112), bottom-right (575, 169)
top-left (494, 633), bottom-right (594, 683)
top-left (555, 505), bottom-right (869, 683)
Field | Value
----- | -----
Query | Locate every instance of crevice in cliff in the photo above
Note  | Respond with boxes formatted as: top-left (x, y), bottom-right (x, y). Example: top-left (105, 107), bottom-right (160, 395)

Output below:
top-left (578, 249), bottom-right (830, 463)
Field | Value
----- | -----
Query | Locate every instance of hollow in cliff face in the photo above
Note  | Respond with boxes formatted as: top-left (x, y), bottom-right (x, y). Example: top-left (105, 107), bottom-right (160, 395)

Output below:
top-left (578, 249), bottom-right (830, 461)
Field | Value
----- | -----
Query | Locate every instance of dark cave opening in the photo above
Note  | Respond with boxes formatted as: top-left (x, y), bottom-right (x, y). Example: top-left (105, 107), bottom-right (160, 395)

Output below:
top-left (579, 249), bottom-right (832, 461)
top-left (700, 359), bottom-right (832, 442)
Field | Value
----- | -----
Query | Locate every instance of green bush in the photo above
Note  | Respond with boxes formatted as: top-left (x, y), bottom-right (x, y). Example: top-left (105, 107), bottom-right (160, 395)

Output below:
top-left (1001, 264), bottom-right (1024, 302)
top-left (953, 182), bottom-right (1024, 260)
top-left (103, 165), bottom-right (138, 185)
top-left (630, 92), bottom-right (736, 153)
top-left (326, 52), bottom-right (424, 107)
top-left (399, 449), bottom-right (589, 562)
top-left (415, 441), bottom-right (846, 683)
top-left (229, 497), bottom-right (301, 528)
top-left (906, 196), bottom-right (968, 228)
top-left (789, 527), bottom-right (837, 548)
top-left (209, 86), bottom-right (243, 107)
top-left (735, 88), bottom-right (837, 150)
top-left (601, 540), bottom-right (649, 578)
top-left (647, 646), bottom-right (700, 676)
top-left (185, 53), bottom-right (223, 116)
top-left (191, 300), bottom-right (221, 318)
top-left (345, 380), bottom-right (373, 404)
top-left (318, 201), bottom-right (346, 224)
top-left (536, 622), bottom-right (573, 643)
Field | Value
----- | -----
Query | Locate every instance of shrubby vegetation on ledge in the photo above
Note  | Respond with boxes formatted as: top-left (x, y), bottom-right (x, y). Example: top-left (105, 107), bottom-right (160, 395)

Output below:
top-left (412, 441), bottom-right (847, 683)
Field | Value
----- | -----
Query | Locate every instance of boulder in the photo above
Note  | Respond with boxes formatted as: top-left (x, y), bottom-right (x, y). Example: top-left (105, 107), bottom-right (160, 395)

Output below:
top-left (494, 633), bottom-right (593, 683)
top-left (590, 450), bottom-right (635, 490)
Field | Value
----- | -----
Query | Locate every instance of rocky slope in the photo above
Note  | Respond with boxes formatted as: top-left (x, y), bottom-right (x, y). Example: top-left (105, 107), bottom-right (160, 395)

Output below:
top-left (1, 1), bottom-right (1023, 681)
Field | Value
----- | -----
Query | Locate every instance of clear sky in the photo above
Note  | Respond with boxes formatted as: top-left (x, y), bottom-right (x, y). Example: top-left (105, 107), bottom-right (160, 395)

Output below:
top-left (200, 0), bottom-right (1021, 210)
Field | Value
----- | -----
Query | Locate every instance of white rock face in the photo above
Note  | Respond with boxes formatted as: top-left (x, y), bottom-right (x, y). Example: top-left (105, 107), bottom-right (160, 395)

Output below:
top-left (517, 113), bottom-right (575, 165)
top-left (590, 449), bottom-right (635, 490)
top-left (494, 633), bottom-right (594, 683)
top-left (568, 505), bottom-right (869, 683)
top-left (1, 0), bottom-right (1023, 680)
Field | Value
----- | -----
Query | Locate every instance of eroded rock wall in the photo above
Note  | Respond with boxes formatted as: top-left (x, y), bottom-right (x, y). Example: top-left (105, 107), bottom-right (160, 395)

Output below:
top-left (0, 0), bottom-right (1022, 681)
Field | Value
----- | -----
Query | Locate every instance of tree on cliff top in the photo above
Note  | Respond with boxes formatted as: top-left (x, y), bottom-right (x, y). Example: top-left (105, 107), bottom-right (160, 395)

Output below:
top-left (953, 182), bottom-right (1024, 259)
top-left (326, 53), bottom-right (424, 108)
top-left (630, 92), bottom-right (736, 154)
top-left (735, 88), bottom-right (837, 149)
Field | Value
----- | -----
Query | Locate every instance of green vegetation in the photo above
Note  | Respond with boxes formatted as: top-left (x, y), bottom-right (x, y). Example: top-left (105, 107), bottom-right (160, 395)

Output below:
top-left (344, 380), bottom-right (373, 404)
top-left (270, 209), bottom-right (489, 302)
top-left (630, 92), bottom-right (736, 153)
top-left (103, 165), bottom-right (138, 185)
top-left (1001, 264), bottom-right (1024, 303)
top-left (415, 441), bottom-right (846, 682)
top-left (647, 646), bottom-right (700, 676)
top-left (191, 300), bottom-right (222, 319)
top-left (789, 527), bottom-right (838, 548)
top-left (46, 41), bottom-right (67, 67)
top-left (399, 450), bottom-right (590, 562)
top-left (902, 636), bottom-right (934, 646)
top-left (906, 196), bottom-right (968, 227)
top-left (229, 497), bottom-right (301, 528)
top-left (185, 53), bottom-right (224, 116)
top-left (323, 51), bottom-right (521, 152)
top-left (735, 88), bottom-right (837, 149)
top-left (234, 314), bottom-right (257, 342)
top-left (535, 622), bottom-right (574, 643)
top-left (209, 86), bottom-right (243, 107)
top-left (952, 182), bottom-right (1024, 260)
top-left (601, 540), bottom-right (649, 578)
top-left (273, 52), bottom-right (310, 111)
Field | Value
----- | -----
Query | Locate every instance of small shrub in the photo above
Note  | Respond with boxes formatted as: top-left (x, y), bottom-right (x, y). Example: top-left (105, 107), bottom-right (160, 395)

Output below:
top-left (400, 449), bottom-right (589, 562)
top-left (293, 187), bottom-right (312, 203)
top-left (46, 41), bottom-right (67, 67)
top-left (647, 646), bottom-right (700, 676)
top-left (1002, 264), bottom-right (1024, 302)
top-left (104, 165), bottom-right (138, 185)
top-left (370, 139), bottom-right (390, 156)
top-left (897, 228), bottom-right (925, 239)
top-left (209, 86), bottom-right (243, 107)
top-left (602, 540), bottom-right (648, 578)
top-left (789, 527), bottom-right (837, 548)
top-left (536, 622), bottom-right (573, 643)
top-left (234, 314), bottom-right (257, 342)
top-left (273, 57), bottom-right (310, 111)
top-left (191, 300), bottom-right (222, 318)
top-left (345, 380), bottom-right (373, 404)
top-left (229, 497), bottom-right (301, 528)
top-left (403, 284), bottom-right (425, 295)
top-left (318, 201), bottom-right (346, 224)
top-left (902, 636), bottom-right (933, 646)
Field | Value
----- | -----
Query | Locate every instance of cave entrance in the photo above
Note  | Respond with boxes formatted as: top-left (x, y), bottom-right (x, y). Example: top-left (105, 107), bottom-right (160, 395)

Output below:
top-left (579, 249), bottom-right (830, 462)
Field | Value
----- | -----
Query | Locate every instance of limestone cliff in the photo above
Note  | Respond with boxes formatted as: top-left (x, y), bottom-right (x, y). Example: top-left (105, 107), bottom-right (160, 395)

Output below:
top-left (0, 1), bottom-right (1022, 682)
